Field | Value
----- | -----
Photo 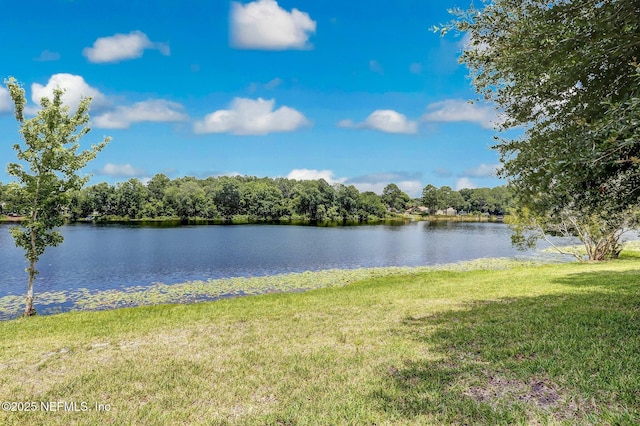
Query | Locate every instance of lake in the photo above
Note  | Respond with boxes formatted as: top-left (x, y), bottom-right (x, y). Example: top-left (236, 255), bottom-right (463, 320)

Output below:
top-left (0, 221), bottom-right (563, 301)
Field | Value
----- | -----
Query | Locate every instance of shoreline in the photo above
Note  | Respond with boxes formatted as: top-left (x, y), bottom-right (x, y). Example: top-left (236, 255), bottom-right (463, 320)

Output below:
top-left (1, 214), bottom-right (504, 226)
top-left (2, 252), bottom-right (637, 424)
top-left (0, 256), bottom-right (554, 321)
top-left (0, 216), bottom-right (23, 222)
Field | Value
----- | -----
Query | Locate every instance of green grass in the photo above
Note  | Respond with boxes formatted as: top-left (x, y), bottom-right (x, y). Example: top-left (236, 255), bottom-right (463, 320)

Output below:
top-left (1, 255), bottom-right (639, 425)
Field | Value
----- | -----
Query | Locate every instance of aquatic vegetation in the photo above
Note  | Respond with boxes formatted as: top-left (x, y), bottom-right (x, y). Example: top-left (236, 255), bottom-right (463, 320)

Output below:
top-left (0, 257), bottom-right (541, 320)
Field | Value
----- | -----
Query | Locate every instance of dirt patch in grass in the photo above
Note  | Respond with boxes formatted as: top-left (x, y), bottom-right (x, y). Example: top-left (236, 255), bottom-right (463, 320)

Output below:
top-left (463, 372), bottom-right (591, 422)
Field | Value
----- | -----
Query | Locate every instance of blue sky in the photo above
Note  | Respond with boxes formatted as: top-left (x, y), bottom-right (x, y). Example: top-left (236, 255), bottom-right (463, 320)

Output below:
top-left (0, 0), bottom-right (507, 197)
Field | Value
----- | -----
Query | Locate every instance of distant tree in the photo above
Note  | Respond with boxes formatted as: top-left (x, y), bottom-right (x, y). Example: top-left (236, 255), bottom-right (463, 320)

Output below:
top-left (274, 177), bottom-right (296, 200)
top-left (242, 180), bottom-right (283, 220)
top-left (0, 182), bottom-right (26, 215)
top-left (358, 191), bottom-right (386, 220)
top-left (114, 178), bottom-right (148, 219)
top-left (381, 183), bottom-right (410, 211)
top-left (85, 182), bottom-right (116, 216)
top-left (292, 179), bottom-right (336, 222)
top-left (147, 173), bottom-right (171, 201)
top-left (489, 186), bottom-right (514, 215)
top-left (421, 184), bottom-right (439, 213)
top-left (335, 183), bottom-right (360, 221)
top-left (465, 187), bottom-right (491, 214)
top-left (213, 177), bottom-right (242, 220)
top-left (443, 187), bottom-right (466, 211)
top-left (433, 186), bottom-right (465, 211)
top-left (164, 181), bottom-right (206, 220)
top-left (4, 77), bottom-right (110, 316)
top-left (68, 189), bottom-right (93, 220)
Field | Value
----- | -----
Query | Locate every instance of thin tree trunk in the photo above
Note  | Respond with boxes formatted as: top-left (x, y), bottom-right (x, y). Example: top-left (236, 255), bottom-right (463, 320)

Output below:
top-left (24, 227), bottom-right (37, 317)
top-left (24, 260), bottom-right (36, 317)
top-left (24, 180), bottom-right (40, 317)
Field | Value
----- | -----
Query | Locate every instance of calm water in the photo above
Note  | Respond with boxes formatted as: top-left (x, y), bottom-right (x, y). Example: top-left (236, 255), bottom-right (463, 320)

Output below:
top-left (0, 221), bottom-right (559, 298)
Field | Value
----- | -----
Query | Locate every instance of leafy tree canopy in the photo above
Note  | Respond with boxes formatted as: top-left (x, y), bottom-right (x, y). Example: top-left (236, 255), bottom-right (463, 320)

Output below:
top-left (441, 0), bottom-right (640, 259)
top-left (5, 77), bottom-right (110, 316)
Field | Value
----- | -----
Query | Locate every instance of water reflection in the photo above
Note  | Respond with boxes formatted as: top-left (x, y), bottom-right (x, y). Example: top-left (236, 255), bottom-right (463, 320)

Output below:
top-left (0, 221), bottom-right (562, 297)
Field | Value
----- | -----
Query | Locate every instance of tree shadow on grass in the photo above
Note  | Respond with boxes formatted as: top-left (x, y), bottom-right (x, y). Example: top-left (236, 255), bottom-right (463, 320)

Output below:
top-left (371, 270), bottom-right (640, 425)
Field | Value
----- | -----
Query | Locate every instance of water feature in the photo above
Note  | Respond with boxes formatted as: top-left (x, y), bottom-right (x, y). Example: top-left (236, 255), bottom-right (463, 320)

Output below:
top-left (0, 221), bottom-right (559, 297)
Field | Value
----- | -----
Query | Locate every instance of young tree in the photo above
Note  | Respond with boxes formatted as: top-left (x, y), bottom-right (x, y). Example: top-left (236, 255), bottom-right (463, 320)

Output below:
top-left (5, 77), bottom-right (110, 316)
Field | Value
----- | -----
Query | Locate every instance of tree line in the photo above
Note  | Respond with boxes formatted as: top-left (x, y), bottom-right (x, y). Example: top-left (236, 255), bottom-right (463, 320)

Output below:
top-left (1, 175), bottom-right (513, 223)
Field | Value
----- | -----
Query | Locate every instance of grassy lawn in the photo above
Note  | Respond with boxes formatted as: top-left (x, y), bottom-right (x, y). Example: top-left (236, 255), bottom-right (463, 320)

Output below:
top-left (1, 254), bottom-right (639, 425)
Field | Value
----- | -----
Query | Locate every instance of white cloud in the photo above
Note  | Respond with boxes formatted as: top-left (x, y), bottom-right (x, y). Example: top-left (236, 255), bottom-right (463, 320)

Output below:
top-left (336, 119), bottom-right (354, 128)
top-left (345, 172), bottom-right (423, 197)
top-left (188, 170), bottom-right (242, 179)
top-left (264, 77), bottom-right (282, 90)
top-left (434, 168), bottom-right (453, 178)
top-left (194, 97), bottom-right (310, 135)
top-left (456, 177), bottom-right (477, 190)
top-left (83, 30), bottom-right (169, 63)
top-left (248, 77), bottom-right (283, 93)
top-left (409, 62), bottom-right (422, 74)
top-left (31, 73), bottom-right (107, 112)
top-left (422, 99), bottom-right (501, 129)
top-left (340, 110), bottom-right (418, 134)
top-left (462, 163), bottom-right (500, 178)
top-left (356, 181), bottom-right (423, 198)
top-left (287, 169), bottom-right (344, 184)
top-left (460, 32), bottom-right (471, 49)
top-left (284, 170), bottom-right (423, 197)
top-left (365, 111), bottom-right (417, 134)
top-left (94, 100), bottom-right (188, 129)
top-left (395, 181), bottom-right (423, 198)
top-left (230, 0), bottom-right (316, 50)
top-left (97, 163), bottom-right (147, 177)
top-left (34, 50), bottom-right (60, 62)
top-left (369, 60), bottom-right (384, 75)
top-left (460, 33), bottom-right (490, 54)
top-left (0, 87), bottom-right (12, 114)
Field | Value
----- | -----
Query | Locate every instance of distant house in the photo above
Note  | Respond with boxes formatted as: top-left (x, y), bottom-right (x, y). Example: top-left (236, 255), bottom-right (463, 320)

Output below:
top-left (407, 206), bottom-right (430, 215)
top-left (435, 207), bottom-right (457, 216)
